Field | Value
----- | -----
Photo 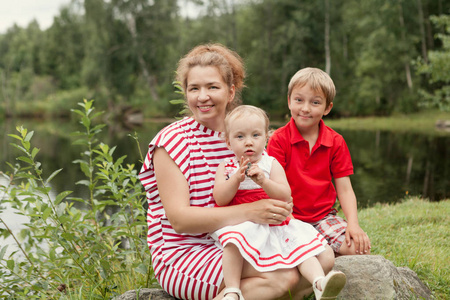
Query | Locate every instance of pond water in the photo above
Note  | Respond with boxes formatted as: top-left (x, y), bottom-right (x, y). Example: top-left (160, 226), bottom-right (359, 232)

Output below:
top-left (0, 118), bottom-right (449, 209)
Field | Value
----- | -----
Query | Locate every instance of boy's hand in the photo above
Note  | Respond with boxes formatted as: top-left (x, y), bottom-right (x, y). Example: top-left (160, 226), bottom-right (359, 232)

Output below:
top-left (346, 222), bottom-right (371, 254)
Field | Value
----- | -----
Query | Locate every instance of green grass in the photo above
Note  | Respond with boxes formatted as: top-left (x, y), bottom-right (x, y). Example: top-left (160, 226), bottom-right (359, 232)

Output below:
top-left (351, 197), bottom-right (450, 299)
top-left (325, 110), bottom-right (450, 136)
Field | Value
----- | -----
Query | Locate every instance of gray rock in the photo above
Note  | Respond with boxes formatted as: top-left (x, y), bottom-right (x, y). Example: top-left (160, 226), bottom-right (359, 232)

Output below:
top-left (114, 288), bottom-right (176, 300)
top-left (334, 255), bottom-right (432, 299)
top-left (115, 255), bottom-right (432, 300)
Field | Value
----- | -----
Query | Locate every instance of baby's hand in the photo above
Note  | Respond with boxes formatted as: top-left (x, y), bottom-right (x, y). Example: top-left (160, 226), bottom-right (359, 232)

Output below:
top-left (246, 164), bottom-right (265, 186)
top-left (232, 157), bottom-right (250, 183)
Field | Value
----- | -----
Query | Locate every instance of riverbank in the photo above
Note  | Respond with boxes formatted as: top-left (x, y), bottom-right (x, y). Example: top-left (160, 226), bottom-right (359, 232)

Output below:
top-left (353, 197), bottom-right (449, 299)
top-left (324, 110), bottom-right (450, 135)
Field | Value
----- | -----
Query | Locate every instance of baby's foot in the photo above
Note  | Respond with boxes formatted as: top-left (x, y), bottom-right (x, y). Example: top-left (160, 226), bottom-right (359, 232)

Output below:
top-left (222, 287), bottom-right (245, 300)
top-left (313, 271), bottom-right (346, 300)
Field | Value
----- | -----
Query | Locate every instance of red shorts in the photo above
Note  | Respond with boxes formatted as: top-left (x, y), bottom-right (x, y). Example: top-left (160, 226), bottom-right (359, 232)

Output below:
top-left (310, 209), bottom-right (347, 253)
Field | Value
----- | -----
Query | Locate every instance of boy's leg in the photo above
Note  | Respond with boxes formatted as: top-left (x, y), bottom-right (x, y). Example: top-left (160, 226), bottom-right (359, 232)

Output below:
top-left (312, 210), bottom-right (358, 256)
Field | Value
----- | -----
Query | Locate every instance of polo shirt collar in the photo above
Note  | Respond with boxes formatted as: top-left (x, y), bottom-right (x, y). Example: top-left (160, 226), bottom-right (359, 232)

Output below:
top-left (289, 118), bottom-right (333, 148)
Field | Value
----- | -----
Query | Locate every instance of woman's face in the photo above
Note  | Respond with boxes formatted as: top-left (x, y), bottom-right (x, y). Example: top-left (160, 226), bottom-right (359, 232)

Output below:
top-left (186, 66), bottom-right (235, 132)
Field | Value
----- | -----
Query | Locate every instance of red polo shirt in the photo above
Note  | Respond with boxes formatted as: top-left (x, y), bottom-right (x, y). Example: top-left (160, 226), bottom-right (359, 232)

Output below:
top-left (267, 118), bottom-right (353, 223)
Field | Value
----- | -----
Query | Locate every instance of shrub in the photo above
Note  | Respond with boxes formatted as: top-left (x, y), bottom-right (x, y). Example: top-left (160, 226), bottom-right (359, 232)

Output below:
top-left (0, 100), bottom-right (157, 299)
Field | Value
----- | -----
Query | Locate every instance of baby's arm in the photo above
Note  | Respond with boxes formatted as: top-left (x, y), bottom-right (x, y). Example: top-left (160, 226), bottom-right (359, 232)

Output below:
top-left (213, 158), bottom-right (248, 206)
top-left (335, 176), bottom-right (371, 254)
top-left (247, 159), bottom-right (291, 202)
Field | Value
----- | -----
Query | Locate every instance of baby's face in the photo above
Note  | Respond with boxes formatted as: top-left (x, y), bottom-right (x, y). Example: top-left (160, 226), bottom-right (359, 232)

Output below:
top-left (226, 114), bottom-right (267, 164)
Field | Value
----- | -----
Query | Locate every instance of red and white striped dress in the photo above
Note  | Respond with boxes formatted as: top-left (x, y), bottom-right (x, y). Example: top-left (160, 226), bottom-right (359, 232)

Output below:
top-left (139, 117), bottom-right (234, 300)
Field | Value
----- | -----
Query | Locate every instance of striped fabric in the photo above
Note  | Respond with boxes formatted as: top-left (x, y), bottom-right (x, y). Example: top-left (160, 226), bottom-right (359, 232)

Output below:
top-left (139, 117), bottom-right (234, 300)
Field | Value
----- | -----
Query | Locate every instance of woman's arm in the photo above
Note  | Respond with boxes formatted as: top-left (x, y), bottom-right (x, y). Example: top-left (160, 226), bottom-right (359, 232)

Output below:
top-left (153, 147), bottom-right (293, 233)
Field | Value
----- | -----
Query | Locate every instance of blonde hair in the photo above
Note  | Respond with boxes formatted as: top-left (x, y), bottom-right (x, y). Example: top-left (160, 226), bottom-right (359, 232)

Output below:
top-left (176, 43), bottom-right (246, 112)
top-left (287, 67), bottom-right (336, 107)
top-left (224, 105), bottom-right (269, 140)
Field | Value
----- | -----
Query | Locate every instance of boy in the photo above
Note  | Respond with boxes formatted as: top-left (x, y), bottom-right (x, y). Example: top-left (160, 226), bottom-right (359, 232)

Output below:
top-left (267, 67), bottom-right (371, 256)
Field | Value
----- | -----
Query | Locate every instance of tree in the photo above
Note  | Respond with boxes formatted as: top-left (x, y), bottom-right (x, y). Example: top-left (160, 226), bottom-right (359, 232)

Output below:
top-left (416, 14), bottom-right (450, 111)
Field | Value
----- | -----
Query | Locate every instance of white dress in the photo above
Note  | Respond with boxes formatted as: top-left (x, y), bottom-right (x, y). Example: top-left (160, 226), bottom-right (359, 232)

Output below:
top-left (210, 155), bottom-right (327, 272)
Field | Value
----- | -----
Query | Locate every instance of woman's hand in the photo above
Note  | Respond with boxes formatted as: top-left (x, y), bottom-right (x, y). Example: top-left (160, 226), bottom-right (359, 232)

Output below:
top-left (245, 198), bottom-right (293, 225)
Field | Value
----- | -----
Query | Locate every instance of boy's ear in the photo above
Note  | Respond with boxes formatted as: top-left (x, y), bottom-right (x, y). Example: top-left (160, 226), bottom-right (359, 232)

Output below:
top-left (323, 102), bottom-right (333, 116)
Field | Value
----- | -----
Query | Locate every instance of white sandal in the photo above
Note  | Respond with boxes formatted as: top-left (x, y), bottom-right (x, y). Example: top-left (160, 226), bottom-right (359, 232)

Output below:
top-left (313, 270), bottom-right (346, 300)
top-left (222, 287), bottom-right (245, 300)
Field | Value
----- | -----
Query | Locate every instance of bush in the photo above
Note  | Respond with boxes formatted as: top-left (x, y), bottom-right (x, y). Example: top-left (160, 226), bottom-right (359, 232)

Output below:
top-left (0, 100), bottom-right (157, 299)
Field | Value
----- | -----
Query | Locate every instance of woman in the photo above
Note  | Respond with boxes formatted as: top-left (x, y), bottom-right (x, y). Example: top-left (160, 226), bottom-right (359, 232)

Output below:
top-left (139, 44), bottom-right (331, 300)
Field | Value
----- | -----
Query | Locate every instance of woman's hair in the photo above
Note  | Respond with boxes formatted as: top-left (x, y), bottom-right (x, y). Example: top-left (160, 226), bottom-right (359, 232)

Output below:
top-left (176, 43), bottom-right (246, 112)
top-left (287, 67), bottom-right (336, 107)
top-left (223, 105), bottom-right (270, 140)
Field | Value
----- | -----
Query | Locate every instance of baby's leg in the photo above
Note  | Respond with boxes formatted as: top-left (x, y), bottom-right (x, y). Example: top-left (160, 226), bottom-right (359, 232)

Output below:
top-left (297, 256), bottom-right (324, 286)
top-left (317, 245), bottom-right (335, 274)
top-left (220, 244), bottom-right (244, 300)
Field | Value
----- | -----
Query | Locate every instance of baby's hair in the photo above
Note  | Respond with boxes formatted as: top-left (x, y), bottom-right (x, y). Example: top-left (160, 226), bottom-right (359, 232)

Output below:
top-left (224, 105), bottom-right (270, 140)
top-left (287, 67), bottom-right (336, 107)
top-left (176, 43), bottom-right (246, 111)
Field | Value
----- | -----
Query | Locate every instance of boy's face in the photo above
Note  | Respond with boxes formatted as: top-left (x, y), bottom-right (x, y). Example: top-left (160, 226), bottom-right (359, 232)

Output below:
top-left (288, 83), bottom-right (333, 134)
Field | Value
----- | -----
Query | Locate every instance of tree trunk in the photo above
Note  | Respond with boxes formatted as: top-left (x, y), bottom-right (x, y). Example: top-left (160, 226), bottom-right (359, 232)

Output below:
top-left (397, 0), bottom-right (413, 89)
top-left (417, 0), bottom-right (428, 63)
top-left (324, 0), bottom-right (331, 74)
top-left (423, 2), bottom-right (434, 50)
top-left (126, 15), bottom-right (160, 101)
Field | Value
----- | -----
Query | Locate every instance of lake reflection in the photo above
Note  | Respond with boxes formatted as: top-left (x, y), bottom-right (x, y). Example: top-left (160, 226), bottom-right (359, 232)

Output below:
top-left (0, 119), bottom-right (449, 208)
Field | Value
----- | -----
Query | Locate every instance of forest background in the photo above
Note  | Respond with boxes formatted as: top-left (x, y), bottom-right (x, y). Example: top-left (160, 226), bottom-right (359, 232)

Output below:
top-left (1, 0), bottom-right (449, 120)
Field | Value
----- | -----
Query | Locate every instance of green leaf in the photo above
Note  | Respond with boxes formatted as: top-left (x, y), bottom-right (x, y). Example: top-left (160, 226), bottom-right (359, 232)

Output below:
top-left (17, 156), bottom-right (34, 165)
top-left (135, 263), bottom-right (148, 275)
top-left (0, 245), bottom-right (8, 260)
top-left (6, 259), bottom-right (15, 270)
top-left (42, 206), bottom-right (52, 221)
top-left (61, 232), bottom-right (74, 241)
top-left (54, 190), bottom-right (73, 205)
top-left (7, 134), bottom-right (23, 141)
top-left (71, 109), bottom-right (85, 117)
top-left (10, 143), bottom-right (28, 154)
top-left (31, 147), bottom-right (40, 159)
top-left (24, 131), bottom-right (34, 142)
top-left (81, 116), bottom-right (91, 129)
top-left (46, 168), bottom-right (63, 185)
top-left (75, 180), bottom-right (91, 187)
top-left (169, 99), bottom-right (186, 104)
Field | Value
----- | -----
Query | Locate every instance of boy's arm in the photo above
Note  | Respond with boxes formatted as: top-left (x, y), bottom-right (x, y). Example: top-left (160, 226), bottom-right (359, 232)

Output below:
top-left (213, 161), bottom-right (244, 206)
top-left (247, 159), bottom-right (291, 202)
top-left (335, 176), bottom-right (371, 254)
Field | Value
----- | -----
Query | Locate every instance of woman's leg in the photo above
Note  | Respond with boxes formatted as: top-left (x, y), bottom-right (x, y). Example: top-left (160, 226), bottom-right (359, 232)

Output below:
top-left (213, 261), bottom-right (310, 300)
top-left (215, 246), bottom-right (335, 300)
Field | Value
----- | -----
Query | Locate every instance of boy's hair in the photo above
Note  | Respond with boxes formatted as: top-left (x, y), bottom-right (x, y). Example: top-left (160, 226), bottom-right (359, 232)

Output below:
top-left (287, 67), bottom-right (336, 107)
top-left (224, 105), bottom-right (270, 140)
